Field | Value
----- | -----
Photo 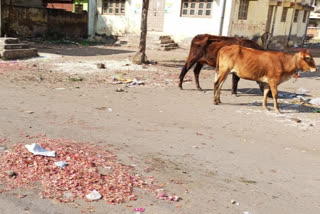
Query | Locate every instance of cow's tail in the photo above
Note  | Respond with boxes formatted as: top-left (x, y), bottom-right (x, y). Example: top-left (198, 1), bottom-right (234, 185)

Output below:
top-left (215, 49), bottom-right (221, 82)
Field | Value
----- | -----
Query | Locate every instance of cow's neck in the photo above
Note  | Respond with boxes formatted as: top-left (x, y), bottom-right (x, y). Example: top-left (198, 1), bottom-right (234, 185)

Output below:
top-left (283, 53), bottom-right (298, 76)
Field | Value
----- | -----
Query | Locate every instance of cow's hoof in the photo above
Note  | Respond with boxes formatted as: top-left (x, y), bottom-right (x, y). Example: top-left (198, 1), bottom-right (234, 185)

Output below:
top-left (232, 94), bottom-right (239, 97)
top-left (197, 88), bottom-right (203, 91)
top-left (179, 86), bottom-right (183, 90)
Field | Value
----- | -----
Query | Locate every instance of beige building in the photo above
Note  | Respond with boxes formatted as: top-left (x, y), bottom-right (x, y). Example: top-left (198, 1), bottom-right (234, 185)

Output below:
top-left (91, 0), bottom-right (313, 49)
top-left (307, 0), bottom-right (320, 38)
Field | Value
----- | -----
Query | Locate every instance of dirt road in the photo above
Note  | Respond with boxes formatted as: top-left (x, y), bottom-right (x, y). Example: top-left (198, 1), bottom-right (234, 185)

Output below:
top-left (1, 43), bottom-right (320, 214)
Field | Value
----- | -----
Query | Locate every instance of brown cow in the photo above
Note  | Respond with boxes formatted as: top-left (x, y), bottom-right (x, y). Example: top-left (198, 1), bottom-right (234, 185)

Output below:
top-left (214, 45), bottom-right (317, 113)
top-left (179, 34), bottom-right (265, 95)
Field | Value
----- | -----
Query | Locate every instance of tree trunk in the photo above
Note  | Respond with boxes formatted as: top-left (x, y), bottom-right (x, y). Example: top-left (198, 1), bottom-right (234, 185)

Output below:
top-left (133, 0), bottom-right (149, 65)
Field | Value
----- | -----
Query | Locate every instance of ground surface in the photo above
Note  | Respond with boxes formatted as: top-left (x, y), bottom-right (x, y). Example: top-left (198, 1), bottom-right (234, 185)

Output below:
top-left (1, 42), bottom-right (320, 214)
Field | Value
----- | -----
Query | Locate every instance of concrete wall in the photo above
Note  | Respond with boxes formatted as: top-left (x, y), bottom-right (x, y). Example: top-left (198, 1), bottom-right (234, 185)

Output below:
top-left (95, 0), bottom-right (226, 42)
top-left (4, 0), bottom-right (43, 8)
top-left (229, 0), bottom-right (269, 39)
top-left (2, 5), bottom-right (88, 38)
top-left (230, 0), bottom-right (312, 49)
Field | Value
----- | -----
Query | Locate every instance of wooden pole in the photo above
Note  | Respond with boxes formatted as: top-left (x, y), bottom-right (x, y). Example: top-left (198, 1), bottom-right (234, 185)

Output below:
top-left (133, 0), bottom-right (149, 64)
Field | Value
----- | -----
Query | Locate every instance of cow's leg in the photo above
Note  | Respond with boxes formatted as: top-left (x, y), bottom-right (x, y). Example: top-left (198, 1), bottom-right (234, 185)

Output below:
top-left (262, 84), bottom-right (270, 110)
top-left (179, 58), bottom-right (198, 90)
top-left (231, 74), bottom-right (240, 96)
top-left (214, 71), bottom-right (229, 104)
top-left (269, 84), bottom-right (280, 113)
top-left (258, 81), bottom-right (273, 98)
top-left (193, 62), bottom-right (204, 91)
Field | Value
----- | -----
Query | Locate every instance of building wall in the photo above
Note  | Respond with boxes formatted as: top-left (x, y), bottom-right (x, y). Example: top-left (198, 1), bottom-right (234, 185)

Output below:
top-left (229, 0), bottom-right (269, 39)
top-left (2, 5), bottom-right (87, 38)
top-left (4, 0), bottom-right (43, 7)
top-left (95, 0), bottom-right (226, 42)
top-left (230, 0), bottom-right (313, 49)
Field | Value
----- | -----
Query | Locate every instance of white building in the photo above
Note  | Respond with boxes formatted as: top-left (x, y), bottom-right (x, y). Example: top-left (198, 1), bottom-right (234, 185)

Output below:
top-left (92, 0), bottom-right (314, 49)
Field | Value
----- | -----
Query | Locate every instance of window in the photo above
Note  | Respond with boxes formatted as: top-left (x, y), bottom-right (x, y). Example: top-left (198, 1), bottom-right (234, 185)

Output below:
top-left (103, 0), bottom-right (125, 15)
top-left (303, 10), bottom-right (308, 23)
top-left (293, 10), bottom-right (299, 23)
top-left (281, 8), bottom-right (288, 22)
top-left (238, 0), bottom-right (249, 20)
top-left (181, 0), bottom-right (213, 17)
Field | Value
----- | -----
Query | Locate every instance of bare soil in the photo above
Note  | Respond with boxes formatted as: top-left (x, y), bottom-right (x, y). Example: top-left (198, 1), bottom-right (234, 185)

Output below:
top-left (1, 42), bottom-right (320, 214)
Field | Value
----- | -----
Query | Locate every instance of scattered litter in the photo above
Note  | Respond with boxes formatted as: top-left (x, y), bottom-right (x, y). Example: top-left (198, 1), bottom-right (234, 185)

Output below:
top-left (63, 192), bottom-right (74, 199)
top-left (130, 79), bottom-right (144, 86)
top-left (278, 93), bottom-right (296, 99)
top-left (25, 143), bottom-right (56, 157)
top-left (191, 146), bottom-right (200, 149)
top-left (133, 208), bottom-right (145, 212)
top-left (107, 108), bottom-right (113, 112)
top-left (17, 194), bottom-right (27, 198)
top-left (0, 138), bottom-right (179, 204)
top-left (290, 118), bottom-right (302, 123)
top-left (8, 170), bottom-right (17, 178)
top-left (295, 87), bottom-right (308, 95)
top-left (231, 199), bottom-right (240, 205)
top-left (97, 63), bottom-right (106, 69)
top-left (243, 212), bottom-right (252, 214)
top-left (86, 190), bottom-right (102, 201)
top-left (168, 195), bottom-right (180, 201)
top-left (115, 88), bottom-right (125, 92)
top-left (309, 98), bottom-right (320, 106)
top-left (24, 111), bottom-right (34, 114)
top-left (0, 147), bottom-right (7, 151)
top-left (55, 88), bottom-right (65, 90)
top-left (54, 161), bottom-right (68, 169)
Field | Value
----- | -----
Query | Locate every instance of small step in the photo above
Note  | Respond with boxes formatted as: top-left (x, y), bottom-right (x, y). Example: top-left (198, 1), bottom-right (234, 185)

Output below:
top-left (160, 46), bottom-right (179, 51)
top-left (1, 48), bottom-right (38, 59)
top-left (3, 43), bottom-right (30, 50)
top-left (160, 43), bottom-right (179, 48)
top-left (0, 38), bottom-right (21, 44)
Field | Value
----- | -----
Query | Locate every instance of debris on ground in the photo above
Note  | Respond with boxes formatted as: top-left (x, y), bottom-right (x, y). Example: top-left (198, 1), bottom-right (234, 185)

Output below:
top-left (309, 98), bottom-right (320, 106)
top-left (54, 161), bottom-right (68, 169)
top-left (96, 63), bottom-right (106, 69)
top-left (86, 190), bottom-right (102, 201)
top-left (295, 87), bottom-right (308, 95)
top-left (0, 138), bottom-right (179, 204)
top-left (231, 199), bottom-right (240, 205)
top-left (115, 88), bottom-right (125, 92)
top-left (290, 118), bottom-right (302, 123)
top-left (129, 79), bottom-right (144, 86)
top-left (25, 143), bottom-right (56, 157)
top-left (133, 208), bottom-right (145, 212)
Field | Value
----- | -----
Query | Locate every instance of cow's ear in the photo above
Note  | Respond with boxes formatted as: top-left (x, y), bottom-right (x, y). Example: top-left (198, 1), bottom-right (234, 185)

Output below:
top-left (298, 52), bottom-right (304, 59)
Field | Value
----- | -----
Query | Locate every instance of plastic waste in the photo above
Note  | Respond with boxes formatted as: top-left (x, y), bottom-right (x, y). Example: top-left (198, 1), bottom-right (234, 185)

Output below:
top-left (86, 190), bottom-right (102, 201)
top-left (25, 143), bottom-right (56, 157)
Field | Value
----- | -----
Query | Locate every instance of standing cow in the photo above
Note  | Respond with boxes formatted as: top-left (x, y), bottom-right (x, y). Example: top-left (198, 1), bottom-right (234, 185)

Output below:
top-left (179, 34), bottom-right (265, 95)
top-left (213, 45), bottom-right (317, 113)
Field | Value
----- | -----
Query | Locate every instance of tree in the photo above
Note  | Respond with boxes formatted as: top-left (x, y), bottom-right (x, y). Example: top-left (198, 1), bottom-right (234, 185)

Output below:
top-left (132, 0), bottom-right (149, 65)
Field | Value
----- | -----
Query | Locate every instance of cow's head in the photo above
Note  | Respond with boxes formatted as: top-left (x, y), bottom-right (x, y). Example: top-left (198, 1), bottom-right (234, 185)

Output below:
top-left (297, 49), bottom-right (317, 72)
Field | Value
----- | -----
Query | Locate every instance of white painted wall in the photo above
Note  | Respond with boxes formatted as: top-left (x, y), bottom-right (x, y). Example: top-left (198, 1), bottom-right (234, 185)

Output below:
top-left (95, 0), bottom-right (230, 41)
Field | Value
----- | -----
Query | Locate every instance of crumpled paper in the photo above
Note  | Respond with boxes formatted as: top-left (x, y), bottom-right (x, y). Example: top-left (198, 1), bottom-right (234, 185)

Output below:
top-left (25, 143), bottom-right (56, 157)
top-left (86, 190), bottom-right (102, 201)
top-left (54, 161), bottom-right (68, 169)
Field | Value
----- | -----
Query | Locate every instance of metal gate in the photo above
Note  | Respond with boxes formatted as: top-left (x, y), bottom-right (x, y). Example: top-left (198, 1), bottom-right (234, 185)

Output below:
top-left (147, 0), bottom-right (166, 32)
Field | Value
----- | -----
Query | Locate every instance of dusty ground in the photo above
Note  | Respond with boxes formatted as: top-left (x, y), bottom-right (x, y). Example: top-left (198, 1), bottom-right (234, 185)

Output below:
top-left (1, 42), bottom-right (320, 214)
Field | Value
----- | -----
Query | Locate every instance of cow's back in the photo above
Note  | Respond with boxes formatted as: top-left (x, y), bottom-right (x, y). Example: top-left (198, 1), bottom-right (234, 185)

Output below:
top-left (218, 45), bottom-right (277, 81)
